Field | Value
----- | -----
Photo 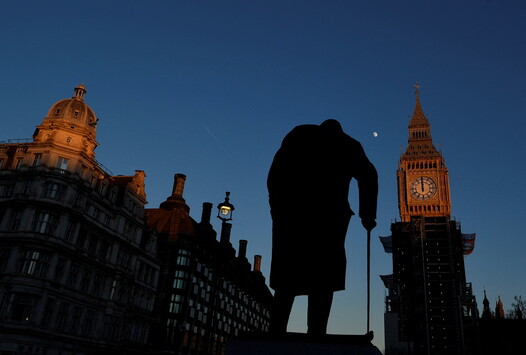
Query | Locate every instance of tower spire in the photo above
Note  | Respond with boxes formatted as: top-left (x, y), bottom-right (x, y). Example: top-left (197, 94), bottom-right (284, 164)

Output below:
top-left (409, 82), bottom-right (429, 129)
top-left (482, 288), bottom-right (492, 319)
top-left (404, 84), bottom-right (438, 155)
top-left (495, 296), bottom-right (505, 319)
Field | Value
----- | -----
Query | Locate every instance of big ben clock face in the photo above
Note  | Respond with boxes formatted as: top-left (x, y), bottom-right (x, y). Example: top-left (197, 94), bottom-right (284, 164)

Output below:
top-left (410, 176), bottom-right (437, 200)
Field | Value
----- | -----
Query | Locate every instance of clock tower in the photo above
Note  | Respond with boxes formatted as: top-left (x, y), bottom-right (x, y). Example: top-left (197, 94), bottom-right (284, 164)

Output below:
top-left (397, 85), bottom-right (451, 222)
top-left (381, 86), bottom-right (479, 355)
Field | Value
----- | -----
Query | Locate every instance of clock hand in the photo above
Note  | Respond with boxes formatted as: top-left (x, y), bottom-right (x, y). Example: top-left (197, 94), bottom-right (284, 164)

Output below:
top-left (421, 177), bottom-right (424, 192)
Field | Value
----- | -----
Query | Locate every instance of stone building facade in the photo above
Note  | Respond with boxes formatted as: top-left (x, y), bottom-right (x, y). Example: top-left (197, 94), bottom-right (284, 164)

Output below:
top-left (0, 85), bottom-right (160, 354)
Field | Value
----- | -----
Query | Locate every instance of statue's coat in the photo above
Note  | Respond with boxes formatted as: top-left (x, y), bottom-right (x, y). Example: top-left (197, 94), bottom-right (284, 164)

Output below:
top-left (268, 122), bottom-right (378, 295)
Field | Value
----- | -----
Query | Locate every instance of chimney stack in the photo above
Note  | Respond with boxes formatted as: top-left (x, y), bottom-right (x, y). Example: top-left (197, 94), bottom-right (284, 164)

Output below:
top-left (238, 240), bottom-right (247, 259)
top-left (220, 223), bottom-right (232, 244)
top-left (160, 173), bottom-right (189, 211)
top-left (254, 255), bottom-right (262, 272)
top-left (200, 202), bottom-right (213, 224)
top-left (172, 174), bottom-right (186, 198)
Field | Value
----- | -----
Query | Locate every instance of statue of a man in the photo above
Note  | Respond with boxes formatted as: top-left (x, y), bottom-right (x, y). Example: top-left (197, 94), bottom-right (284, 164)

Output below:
top-left (267, 119), bottom-right (378, 335)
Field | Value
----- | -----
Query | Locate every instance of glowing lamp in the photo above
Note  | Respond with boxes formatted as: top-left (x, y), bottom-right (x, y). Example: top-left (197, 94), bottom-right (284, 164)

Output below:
top-left (217, 191), bottom-right (235, 222)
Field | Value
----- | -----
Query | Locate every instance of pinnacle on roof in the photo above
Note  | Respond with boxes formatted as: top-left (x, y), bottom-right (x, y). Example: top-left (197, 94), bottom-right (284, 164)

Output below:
top-left (409, 82), bottom-right (430, 127)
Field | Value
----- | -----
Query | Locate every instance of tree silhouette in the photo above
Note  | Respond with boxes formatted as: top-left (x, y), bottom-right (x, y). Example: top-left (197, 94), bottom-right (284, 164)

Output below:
top-left (510, 295), bottom-right (525, 319)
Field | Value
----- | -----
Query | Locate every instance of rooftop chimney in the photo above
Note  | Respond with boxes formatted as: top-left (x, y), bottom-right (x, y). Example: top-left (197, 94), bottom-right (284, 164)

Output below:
top-left (172, 174), bottom-right (186, 198)
top-left (254, 255), bottom-right (262, 272)
top-left (160, 173), bottom-right (189, 211)
top-left (200, 202), bottom-right (213, 225)
top-left (238, 240), bottom-right (247, 259)
top-left (220, 223), bottom-right (232, 244)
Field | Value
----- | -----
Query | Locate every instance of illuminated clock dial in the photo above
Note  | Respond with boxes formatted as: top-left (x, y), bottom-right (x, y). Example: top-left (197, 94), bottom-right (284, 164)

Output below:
top-left (410, 176), bottom-right (437, 200)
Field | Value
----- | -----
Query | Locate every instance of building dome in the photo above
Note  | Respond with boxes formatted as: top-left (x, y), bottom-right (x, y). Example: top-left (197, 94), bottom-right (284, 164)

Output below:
top-left (33, 84), bottom-right (100, 158)
top-left (44, 84), bottom-right (98, 137)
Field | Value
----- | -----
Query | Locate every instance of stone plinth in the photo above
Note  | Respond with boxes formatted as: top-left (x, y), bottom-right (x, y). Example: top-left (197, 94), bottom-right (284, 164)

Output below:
top-left (227, 332), bottom-right (383, 355)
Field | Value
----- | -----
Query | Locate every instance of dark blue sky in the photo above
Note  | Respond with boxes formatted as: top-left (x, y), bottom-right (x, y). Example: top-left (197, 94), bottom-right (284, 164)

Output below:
top-left (1, 1), bottom-right (525, 350)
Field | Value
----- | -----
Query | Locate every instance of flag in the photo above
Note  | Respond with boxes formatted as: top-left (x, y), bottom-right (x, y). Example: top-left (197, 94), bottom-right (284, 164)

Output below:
top-left (462, 233), bottom-right (476, 255)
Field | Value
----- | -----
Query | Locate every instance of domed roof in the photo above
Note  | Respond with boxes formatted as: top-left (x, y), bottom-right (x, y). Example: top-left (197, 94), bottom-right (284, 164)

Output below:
top-left (45, 84), bottom-right (98, 136)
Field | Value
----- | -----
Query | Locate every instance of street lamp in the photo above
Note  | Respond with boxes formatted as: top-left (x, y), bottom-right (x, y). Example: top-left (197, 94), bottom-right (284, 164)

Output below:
top-left (217, 191), bottom-right (235, 222)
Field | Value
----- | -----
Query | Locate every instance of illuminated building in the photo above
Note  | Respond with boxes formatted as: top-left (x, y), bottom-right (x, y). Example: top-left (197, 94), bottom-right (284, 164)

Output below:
top-left (381, 87), bottom-right (478, 355)
top-left (0, 85), bottom-right (160, 354)
top-left (145, 175), bottom-right (272, 355)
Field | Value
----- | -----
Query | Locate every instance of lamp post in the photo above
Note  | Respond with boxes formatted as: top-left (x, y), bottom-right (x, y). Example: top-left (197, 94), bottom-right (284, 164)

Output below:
top-left (217, 192), bottom-right (235, 244)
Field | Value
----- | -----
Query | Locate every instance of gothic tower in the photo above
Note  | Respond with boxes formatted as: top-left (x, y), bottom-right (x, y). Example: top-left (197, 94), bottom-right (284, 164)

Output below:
top-left (397, 85), bottom-right (451, 221)
top-left (381, 86), bottom-right (478, 355)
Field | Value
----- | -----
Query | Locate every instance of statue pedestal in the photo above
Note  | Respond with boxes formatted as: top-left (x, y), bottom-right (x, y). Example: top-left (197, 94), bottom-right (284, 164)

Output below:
top-left (227, 332), bottom-right (383, 355)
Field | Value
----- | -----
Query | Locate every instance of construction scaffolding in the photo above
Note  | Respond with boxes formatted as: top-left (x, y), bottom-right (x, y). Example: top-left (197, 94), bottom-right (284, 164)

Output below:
top-left (383, 216), bottom-right (478, 355)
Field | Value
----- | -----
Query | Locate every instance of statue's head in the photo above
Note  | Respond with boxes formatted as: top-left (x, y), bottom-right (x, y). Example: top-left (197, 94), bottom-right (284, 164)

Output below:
top-left (320, 119), bottom-right (343, 133)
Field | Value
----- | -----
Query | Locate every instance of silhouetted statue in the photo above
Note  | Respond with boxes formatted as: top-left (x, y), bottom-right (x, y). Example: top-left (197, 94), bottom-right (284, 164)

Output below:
top-left (268, 119), bottom-right (378, 335)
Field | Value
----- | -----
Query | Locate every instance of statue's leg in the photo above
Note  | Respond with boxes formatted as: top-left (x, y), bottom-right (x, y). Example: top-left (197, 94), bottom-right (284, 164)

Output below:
top-left (270, 290), bottom-right (295, 334)
top-left (307, 290), bottom-right (334, 335)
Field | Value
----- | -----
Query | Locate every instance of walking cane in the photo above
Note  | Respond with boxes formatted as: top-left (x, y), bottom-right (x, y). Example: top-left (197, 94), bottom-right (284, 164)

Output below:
top-left (366, 228), bottom-right (373, 340)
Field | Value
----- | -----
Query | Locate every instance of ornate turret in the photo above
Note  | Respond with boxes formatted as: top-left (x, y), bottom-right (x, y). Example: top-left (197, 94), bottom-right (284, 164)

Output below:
top-left (73, 83), bottom-right (87, 99)
top-left (482, 290), bottom-right (492, 319)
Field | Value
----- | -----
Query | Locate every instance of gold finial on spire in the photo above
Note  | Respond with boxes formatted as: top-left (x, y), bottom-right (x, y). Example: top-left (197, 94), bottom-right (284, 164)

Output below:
top-left (414, 82), bottom-right (420, 96)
